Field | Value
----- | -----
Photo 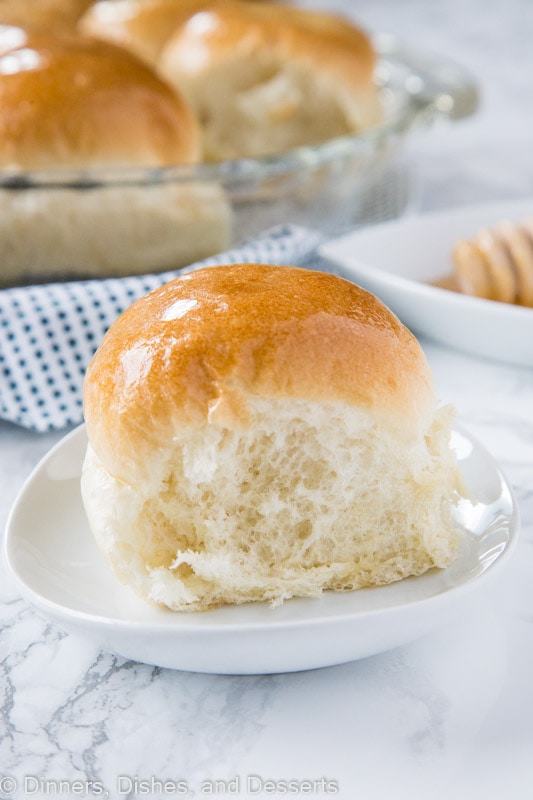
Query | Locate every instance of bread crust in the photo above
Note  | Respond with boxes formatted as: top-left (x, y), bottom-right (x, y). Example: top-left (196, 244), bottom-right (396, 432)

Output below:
top-left (84, 264), bottom-right (436, 482)
top-left (78, 0), bottom-right (222, 64)
top-left (80, 0), bottom-right (381, 159)
top-left (158, 2), bottom-right (380, 157)
top-left (0, 28), bottom-right (199, 169)
top-left (162, 1), bottom-right (376, 95)
top-left (0, 0), bottom-right (94, 30)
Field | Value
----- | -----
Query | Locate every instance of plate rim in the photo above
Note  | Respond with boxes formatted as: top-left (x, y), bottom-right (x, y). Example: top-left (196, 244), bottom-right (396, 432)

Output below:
top-left (3, 423), bottom-right (520, 638)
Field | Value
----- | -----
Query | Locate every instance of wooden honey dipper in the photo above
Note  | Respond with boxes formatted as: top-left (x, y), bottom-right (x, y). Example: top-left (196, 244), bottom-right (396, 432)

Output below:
top-left (434, 219), bottom-right (533, 307)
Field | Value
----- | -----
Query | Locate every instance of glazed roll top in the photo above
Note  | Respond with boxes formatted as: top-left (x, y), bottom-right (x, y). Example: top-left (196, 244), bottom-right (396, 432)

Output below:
top-left (0, 26), bottom-right (200, 170)
top-left (84, 264), bottom-right (437, 481)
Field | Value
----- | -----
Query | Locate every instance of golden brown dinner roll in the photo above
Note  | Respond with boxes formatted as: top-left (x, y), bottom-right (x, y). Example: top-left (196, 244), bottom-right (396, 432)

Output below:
top-left (79, 0), bottom-right (223, 65)
top-left (157, 1), bottom-right (381, 159)
top-left (0, 0), bottom-right (94, 30)
top-left (82, 0), bottom-right (382, 160)
top-left (81, 264), bottom-right (463, 612)
top-left (0, 30), bottom-right (199, 170)
top-left (0, 29), bottom-right (231, 283)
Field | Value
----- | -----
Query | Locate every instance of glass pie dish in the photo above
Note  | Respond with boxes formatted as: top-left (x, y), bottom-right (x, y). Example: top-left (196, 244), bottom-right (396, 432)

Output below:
top-left (0, 34), bottom-right (479, 284)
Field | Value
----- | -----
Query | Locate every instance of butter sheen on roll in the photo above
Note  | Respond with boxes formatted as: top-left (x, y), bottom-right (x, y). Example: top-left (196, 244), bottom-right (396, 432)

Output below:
top-left (81, 264), bottom-right (463, 612)
top-left (0, 29), bottom-right (199, 170)
top-left (0, 0), bottom-right (94, 31)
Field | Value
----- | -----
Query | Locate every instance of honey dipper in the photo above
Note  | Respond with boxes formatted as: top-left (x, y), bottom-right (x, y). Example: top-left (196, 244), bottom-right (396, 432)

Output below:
top-left (435, 219), bottom-right (533, 307)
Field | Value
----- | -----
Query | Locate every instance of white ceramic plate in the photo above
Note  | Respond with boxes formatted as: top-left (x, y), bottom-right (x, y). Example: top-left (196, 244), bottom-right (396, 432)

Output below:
top-left (4, 425), bottom-right (518, 675)
top-left (319, 199), bottom-right (533, 368)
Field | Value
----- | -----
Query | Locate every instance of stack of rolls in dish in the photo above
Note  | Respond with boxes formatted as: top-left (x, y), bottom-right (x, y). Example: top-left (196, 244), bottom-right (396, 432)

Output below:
top-left (81, 263), bottom-right (465, 612)
top-left (0, 23), bottom-right (231, 285)
top-left (0, 0), bottom-right (382, 283)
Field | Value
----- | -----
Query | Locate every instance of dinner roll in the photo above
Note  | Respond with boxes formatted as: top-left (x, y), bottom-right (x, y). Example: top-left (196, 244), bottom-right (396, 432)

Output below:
top-left (0, 29), bottom-right (231, 283)
top-left (157, 1), bottom-right (382, 159)
top-left (0, 30), bottom-right (198, 169)
top-left (79, 0), bottom-right (222, 66)
top-left (0, 0), bottom-right (94, 30)
top-left (81, 264), bottom-right (463, 612)
top-left (82, 0), bottom-right (382, 160)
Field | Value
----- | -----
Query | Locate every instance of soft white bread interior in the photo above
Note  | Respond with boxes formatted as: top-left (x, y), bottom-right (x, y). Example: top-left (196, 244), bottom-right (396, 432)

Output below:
top-left (0, 181), bottom-right (231, 284)
top-left (81, 264), bottom-right (463, 612)
top-left (0, 27), bottom-right (231, 283)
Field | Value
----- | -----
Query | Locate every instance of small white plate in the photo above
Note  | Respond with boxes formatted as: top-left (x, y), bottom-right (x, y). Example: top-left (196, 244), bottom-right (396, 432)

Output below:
top-left (319, 199), bottom-right (533, 368)
top-left (4, 425), bottom-right (519, 675)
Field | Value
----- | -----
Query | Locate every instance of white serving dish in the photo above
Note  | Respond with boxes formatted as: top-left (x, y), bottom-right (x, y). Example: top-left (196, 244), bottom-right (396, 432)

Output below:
top-left (3, 424), bottom-right (518, 675)
top-left (320, 199), bottom-right (533, 367)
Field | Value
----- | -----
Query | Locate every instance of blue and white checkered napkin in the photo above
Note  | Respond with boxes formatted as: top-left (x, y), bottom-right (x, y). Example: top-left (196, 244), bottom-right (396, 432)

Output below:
top-left (0, 225), bottom-right (324, 432)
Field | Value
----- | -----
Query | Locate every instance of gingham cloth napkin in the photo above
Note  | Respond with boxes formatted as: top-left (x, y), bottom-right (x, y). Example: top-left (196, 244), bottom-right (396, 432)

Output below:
top-left (0, 225), bottom-right (325, 432)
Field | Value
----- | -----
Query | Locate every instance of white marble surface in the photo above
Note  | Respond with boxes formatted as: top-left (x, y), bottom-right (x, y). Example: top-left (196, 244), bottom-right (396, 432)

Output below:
top-left (2, 1), bottom-right (533, 798)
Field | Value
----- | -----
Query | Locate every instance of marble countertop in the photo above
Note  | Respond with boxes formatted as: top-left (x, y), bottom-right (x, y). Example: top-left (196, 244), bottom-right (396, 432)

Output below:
top-left (2, 1), bottom-right (533, 798)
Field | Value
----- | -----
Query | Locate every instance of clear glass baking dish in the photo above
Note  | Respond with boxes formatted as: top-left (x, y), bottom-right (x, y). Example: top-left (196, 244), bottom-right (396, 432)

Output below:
top-left (0, 35), bottom-right (479, 284)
